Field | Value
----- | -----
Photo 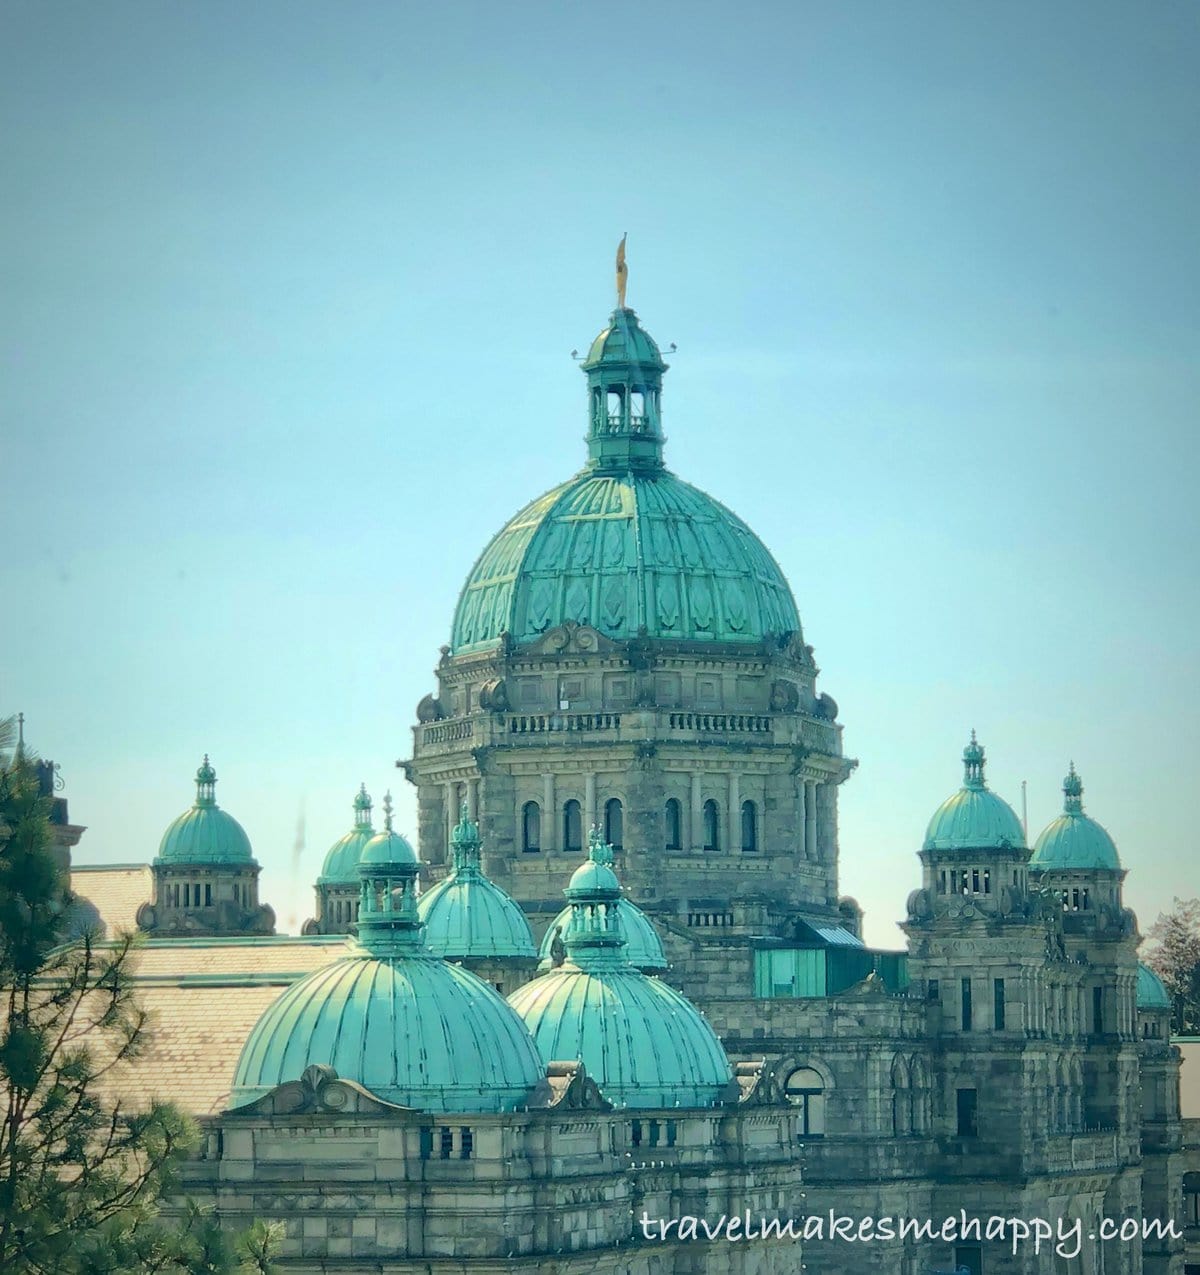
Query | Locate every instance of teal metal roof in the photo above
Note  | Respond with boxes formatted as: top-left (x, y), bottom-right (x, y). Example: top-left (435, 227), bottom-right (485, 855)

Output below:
top-left (539, 897), bottom-right (667, 972)
top-left (230, 801), bottom-right (545, 1112)
top-left (318, 784), bottom-right (375, 885)
top-left (1137, 962), bottom-right (1171, 1010)
top-left (450, 305), bottom-right (801, 654)
top-left (1030, 765), bottom-right (1121, 872)
top-left (508, 831), bottom-right (730, 1109)
top-left (230, 950), bottom-right (546, 1111)
top-left (156, 756), bottom-right (255, 867)
top-left (418, 808), bottom-right (536, 961)
top-left (923, 734), bottom-right (1024, 852)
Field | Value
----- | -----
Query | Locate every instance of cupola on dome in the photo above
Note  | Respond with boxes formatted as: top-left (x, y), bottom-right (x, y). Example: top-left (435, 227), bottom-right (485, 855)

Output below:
top-left (539, 895), bottom-right (667, 972)
top-left (359, 793), bottom-right (417, 867)
top-left (231, 802), bottom-right (545, 1113)
top-left (418, 807), bottom-right (536, 961)
top-left (156, 756), bottom-right (255, 866)
top-left (318, 784), bottom-right (375, 885)
top-left (450, 248), bottom-right (801, 654)
top-left (507, 831), bottom-right (731, 1109)
top-left (923, 734), bottom-right (1025, 852)
top-left (1030, 764), bottom-right (1121, 872)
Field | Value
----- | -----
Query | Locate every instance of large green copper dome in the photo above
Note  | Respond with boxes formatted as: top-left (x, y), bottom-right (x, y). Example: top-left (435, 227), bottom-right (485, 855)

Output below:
top-left (1030, 765), bottom-right (1121, 872)
top-left (231, 813), bottom-right (544, 1113)
top-left (923, 734), bottom-right (1025, 852)
top-left (508, 833), bottom-right (731, 1109)
top-left (450, 306), bottom-right (801, 654)
top-left (418, 809), bottom-right (536, 961)
top-left (156, 756), bottom-right (255, 866)
top-left (317, 784), bottom-right (375, 885)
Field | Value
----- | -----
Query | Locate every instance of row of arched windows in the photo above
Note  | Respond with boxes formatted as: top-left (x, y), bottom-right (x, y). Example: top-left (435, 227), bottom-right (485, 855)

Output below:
top-left (520, 797), bottom-right (759, 852)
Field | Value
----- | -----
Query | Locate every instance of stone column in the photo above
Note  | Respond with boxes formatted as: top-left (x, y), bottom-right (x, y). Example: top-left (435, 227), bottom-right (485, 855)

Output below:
top-left (691, 772), bottom-right (703, 853)
top-left (542, 773), bottom-right (555, 851)
top-left (728, 772), bottom-right (740, 852)
top-left (467, 778), bottom-right (479, 821)
top-left (444, 782), bottom-right (456, 848)
top-left (804, 781), bottom-right (817, 860)
top-left (585, 773), bottom-right (596, 837)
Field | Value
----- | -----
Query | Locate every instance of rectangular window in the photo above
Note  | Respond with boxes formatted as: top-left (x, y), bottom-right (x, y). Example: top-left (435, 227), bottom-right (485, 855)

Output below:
top-left (961, 977), bottom-right (973, 1032)
top-left (1093, 986), bottom-right (1104, 1035)
top-left (418, 1127), bottom-right (433, 1160)
top-left (956, 1087), bottom-right (978, 1138)
top-left (666, 1119), bottom-right (677, 1147)
top-left (928, 978), bottom-right (940, 1002)
top-left (994, 978), bottom-right (1006, 1031)
top-left (648, 1119), bottom-right (660, 1147)
top-left (631, 1120), bottom-right (643, 1148)
top-left (439, 1126), bottom-right (454, 1159)
top-left (954, 1244), bottom-right (983, 1275)
top-left (460, 1127), bottom-right (473, 1160)
top-left (204, 883), bottom-right (212, 907)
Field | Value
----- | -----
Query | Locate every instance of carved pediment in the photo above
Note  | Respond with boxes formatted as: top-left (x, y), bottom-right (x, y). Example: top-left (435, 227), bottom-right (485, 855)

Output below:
top-left (226, 1065), bottom-right (417, 1117)
top-left (529, 622), bottom-right (617, 656)
top-left (532, 1061), bottom-right (614, 1111)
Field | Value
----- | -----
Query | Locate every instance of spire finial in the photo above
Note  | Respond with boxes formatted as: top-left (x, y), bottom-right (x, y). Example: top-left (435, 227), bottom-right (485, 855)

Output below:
top-left (450, 801), bottom-right (483, 875)
top-left (382, 790), bottom-right (394, 832)
top-left (16, 712), bottom-right (24, 752)
top-left (616, 233), bottom-right (628, 309)
top-left (588, 825), bottom-right (614, 867)
top-left (1063, 762), bottom-right (1084, 812)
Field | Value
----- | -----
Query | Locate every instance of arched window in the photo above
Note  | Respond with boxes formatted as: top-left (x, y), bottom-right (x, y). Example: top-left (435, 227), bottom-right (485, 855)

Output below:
top-left (784, 1067), bottom-right (825, 1138)
top-left (563, 799), bottom-right (583, 852)
top-left (702, 799), bottom-right (720, 851)
top-left (665, 798), bottom-right (682, 851)
top-left (740, 800), bottom-right (757, 852)
top-left (522, 801), bottom-right (541, 853)
top-left (604, 798), bottom-right (623, 850)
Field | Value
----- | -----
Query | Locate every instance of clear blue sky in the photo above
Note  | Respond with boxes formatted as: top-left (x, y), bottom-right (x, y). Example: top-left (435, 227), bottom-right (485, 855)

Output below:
top-left (3, 1), bottom-right (1197, 945)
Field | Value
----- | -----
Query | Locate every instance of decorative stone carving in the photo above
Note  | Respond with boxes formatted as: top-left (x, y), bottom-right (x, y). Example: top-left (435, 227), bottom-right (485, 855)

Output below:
top-left (815, 692), bottom-right (839, 721)
top-left (529, 621), bottom-right (614, 655)
top-left (478, 679), bottom-right (510, 712)
top-left (228, 1065), bottom-right (415, 1117)
top-left (770, 679), bottom-right (800, 712)
top-left (906, 888), bottom-right (933, 923)
top-left (416, 694), bottom-right (445, 723)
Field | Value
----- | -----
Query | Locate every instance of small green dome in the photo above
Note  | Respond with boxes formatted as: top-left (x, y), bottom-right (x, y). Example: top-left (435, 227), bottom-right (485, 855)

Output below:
top-left (1030, 765), bottom-right (1121, 872)
top-left (1137, 962), bottom-right (1171, 1010)
top-left (450, 304), bottom-right (801, 654)
top-left (582, 308), bottom-right (668, 372)
top-left (507, 832), bottom-right (731, 1109)
top-left (318, 784), bottom-right (375, 885)
top-left (923, 734), bottom-right (1024, 852)
top-left (155, 756), bottom-right (255, 866)
top-left (232, 803), bottom-right (545, 1112)
top-left (230, 950), bottom-right (545, 1112)
top-left (359, 792), bottom-right (417, 867)
top-left (418, 809), bottom-right (536, 960)
top-left (539, 897), bottom-right (667, 972)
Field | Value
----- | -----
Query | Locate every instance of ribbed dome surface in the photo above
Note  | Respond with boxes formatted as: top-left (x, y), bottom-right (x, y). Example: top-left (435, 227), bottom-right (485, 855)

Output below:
top-left (1137, 962), bottom-right (1171, 1010)
top-left (156, 758), bottom-right (254, 866)
top-left (450, 471), bottom-right (802, 653)
top-left (418, 875), bottom-right (536, 960)
top-left (539, 898), bottom-right (667, 972)
top-left (319, 829), bottom-right (373, 885)
top-left (923, 735), bottom-right (1024, 852)
top-left (230, 950), bottom-right (545, 1111)
top-left (507, 967), bottom-right (730, 1109)
top-left (1030, 765), bottom-right (1120, 871)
